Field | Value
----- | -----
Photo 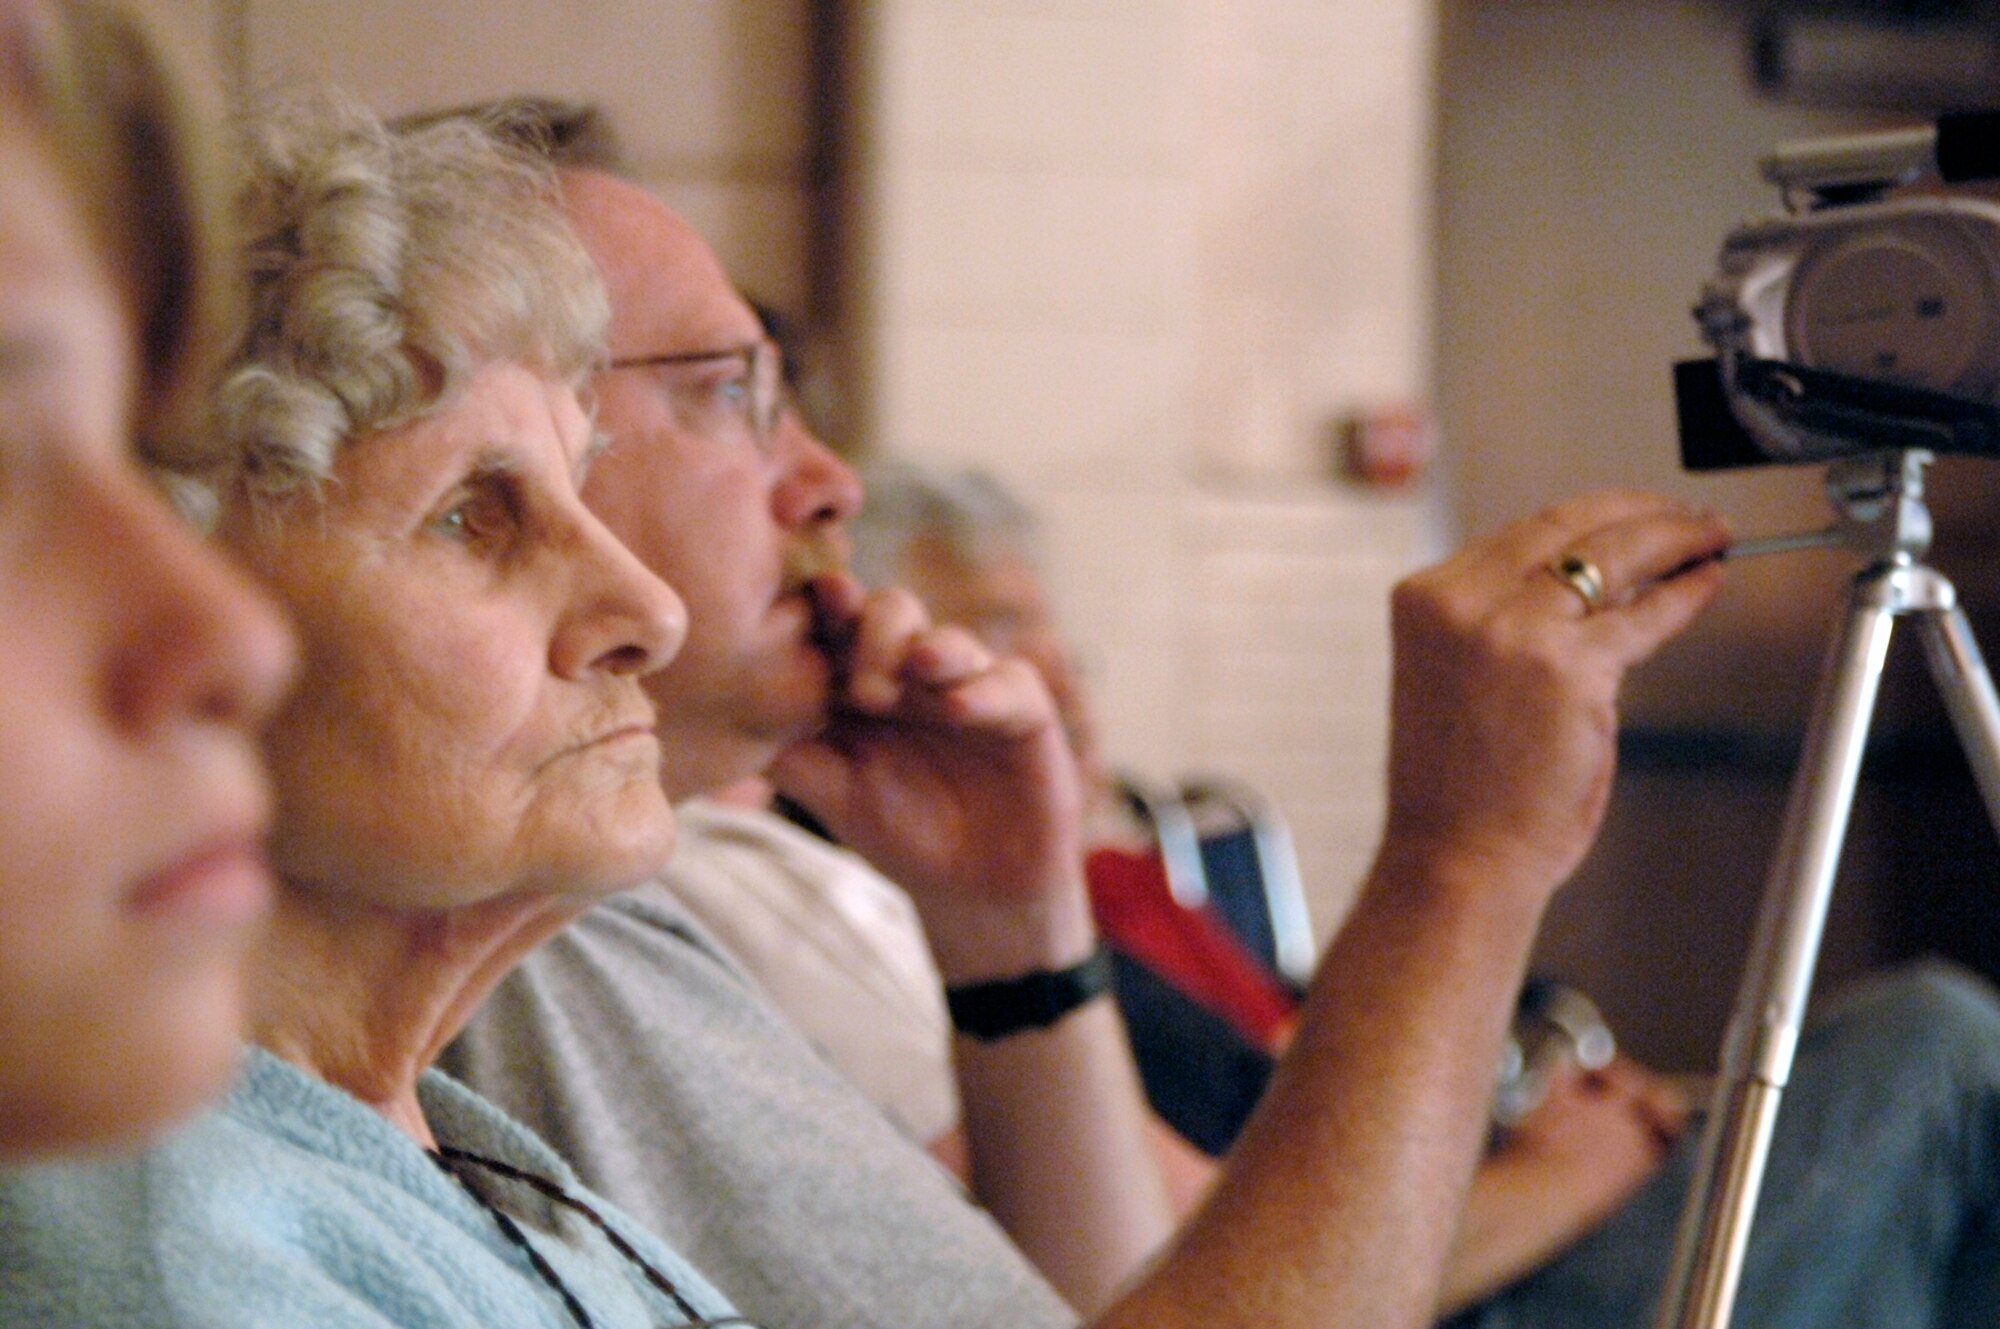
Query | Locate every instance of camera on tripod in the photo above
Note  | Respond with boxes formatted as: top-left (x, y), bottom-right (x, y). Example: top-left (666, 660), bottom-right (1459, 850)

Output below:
top-left (1658, 113), bottom-right (2000, 1329)
top-left (1677, 110), bottom-right (2000, 470)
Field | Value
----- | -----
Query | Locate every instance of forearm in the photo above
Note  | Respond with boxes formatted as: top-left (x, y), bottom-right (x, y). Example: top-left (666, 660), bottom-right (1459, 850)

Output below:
top-left (1094, 849), bottom-right (1546, 1329)
top-left (956, 996), bottom-right (1176, 1315)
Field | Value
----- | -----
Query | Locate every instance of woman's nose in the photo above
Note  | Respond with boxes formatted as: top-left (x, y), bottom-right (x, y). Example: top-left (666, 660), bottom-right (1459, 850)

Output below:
top-left (550, 508), bottom-right (688, 682)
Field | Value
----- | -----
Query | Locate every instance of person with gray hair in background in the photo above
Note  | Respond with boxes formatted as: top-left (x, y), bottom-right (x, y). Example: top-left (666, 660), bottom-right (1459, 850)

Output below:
top-left (845, 465), bottom-right (1115, 814)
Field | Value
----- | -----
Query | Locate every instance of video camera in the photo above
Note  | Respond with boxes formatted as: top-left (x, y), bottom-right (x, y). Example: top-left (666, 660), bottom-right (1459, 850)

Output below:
top-left (1677, 110), bottom-right (2000, 470)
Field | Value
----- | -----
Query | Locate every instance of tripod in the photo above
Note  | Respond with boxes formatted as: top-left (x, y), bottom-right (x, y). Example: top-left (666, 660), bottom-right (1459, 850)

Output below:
top-left (1654, 449), bottom-right (2000, 1329)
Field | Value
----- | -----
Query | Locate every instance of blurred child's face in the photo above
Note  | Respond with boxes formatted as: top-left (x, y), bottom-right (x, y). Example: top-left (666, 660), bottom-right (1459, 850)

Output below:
top-left (0, 100), bottom-right (294, 1158)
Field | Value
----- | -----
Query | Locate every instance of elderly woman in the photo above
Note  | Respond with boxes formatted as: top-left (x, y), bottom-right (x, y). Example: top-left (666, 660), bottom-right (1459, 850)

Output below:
top-left (0, 98), bottom-right (741, 1328)
top-left (0, 0), bottom-right (293, 1160)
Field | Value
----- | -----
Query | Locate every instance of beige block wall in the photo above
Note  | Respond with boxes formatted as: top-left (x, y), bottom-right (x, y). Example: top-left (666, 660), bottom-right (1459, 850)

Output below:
top-left (128, 0), bottom-right (232, 104)
top-left (1190, 2), bottom-right (1437, 485)
top-left (850, 0), bottom-right (1441, 934)
top-left (1184, 2), bottom-right (1441, 920)
top-left (226, 0), bottom-right (815, 314)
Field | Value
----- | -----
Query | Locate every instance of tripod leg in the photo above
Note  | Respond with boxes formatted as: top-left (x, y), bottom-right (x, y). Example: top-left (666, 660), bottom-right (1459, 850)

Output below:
top-left (1655, 578), bottom-right (1901, 1329)
top-left (1915, 602), bottom-right (2000, 836)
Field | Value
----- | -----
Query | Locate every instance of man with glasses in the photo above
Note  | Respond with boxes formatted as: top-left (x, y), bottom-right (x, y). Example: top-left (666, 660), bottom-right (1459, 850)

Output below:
top-left (443, 123), bottom-right (1958, 1329)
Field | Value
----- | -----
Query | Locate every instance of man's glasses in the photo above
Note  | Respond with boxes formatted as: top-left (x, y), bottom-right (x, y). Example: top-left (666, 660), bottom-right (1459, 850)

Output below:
top-left (609, 339), bottom-right (783, 448)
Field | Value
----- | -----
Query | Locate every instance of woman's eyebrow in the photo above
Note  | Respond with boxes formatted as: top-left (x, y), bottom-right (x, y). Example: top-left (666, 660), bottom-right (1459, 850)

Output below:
top-left (461, 448), bottom-right (520, 482)
top-left (404, 449), bottom-right (515, 512)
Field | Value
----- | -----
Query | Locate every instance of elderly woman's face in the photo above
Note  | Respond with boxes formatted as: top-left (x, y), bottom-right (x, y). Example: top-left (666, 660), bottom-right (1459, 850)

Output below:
top-left (222, 361), bottom-right (685, 910)
top-left (0, 109), bottom-right (295, 1156)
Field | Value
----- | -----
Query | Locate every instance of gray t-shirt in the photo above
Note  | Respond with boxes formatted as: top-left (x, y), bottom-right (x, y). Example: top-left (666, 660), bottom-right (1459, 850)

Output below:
top-left (442, 879), bottom-right (1074, 1329)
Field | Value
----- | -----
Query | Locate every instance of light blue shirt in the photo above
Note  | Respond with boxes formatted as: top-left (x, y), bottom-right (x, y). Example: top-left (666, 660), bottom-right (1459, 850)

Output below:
top-left (0, 1045), bottom-right (742, 1328)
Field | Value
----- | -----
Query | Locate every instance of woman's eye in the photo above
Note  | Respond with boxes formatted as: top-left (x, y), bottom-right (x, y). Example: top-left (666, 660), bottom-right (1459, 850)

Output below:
top-left (431, 506), bottom-right (471, 540)
top-left (428, 483), bottom-right (515, 546)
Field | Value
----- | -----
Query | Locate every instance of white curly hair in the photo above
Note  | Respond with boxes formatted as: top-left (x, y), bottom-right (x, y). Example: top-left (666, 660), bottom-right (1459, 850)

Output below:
top-left (200, 92), bottom-right (608, 512)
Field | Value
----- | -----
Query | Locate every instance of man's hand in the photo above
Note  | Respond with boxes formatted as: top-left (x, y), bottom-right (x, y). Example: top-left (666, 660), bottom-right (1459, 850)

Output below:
top-left (1503, 1055), bottom-right (1690, 1198)
top-left (1440, 1056), bottom-right (1691, 1312)
top-left (774, 572), bottom-right (1175, 1310)
top-left (767, 572), bottom-right (1093, 981)
top-left (1379, 491), bottom-right (1730, 903)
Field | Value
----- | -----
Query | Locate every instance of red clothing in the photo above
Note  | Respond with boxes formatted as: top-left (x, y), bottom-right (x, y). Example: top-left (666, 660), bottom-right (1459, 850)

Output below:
top-left (1084, 844), bottom-right (1298, 1050)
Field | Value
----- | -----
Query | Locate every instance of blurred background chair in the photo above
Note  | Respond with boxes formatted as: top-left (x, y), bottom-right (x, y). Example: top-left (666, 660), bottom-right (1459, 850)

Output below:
top-left (1093, 774), bottom-right (1311, 1153)
top-left (1114, 774), bottom-right (1315, 990)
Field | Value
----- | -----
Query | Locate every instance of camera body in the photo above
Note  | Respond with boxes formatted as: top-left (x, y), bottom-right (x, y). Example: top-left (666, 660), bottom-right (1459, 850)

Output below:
top-left (1680, 112), bottom-right (2000, 469)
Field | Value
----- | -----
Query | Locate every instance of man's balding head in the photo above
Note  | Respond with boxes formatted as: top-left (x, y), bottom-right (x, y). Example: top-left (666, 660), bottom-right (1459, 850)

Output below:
top-left (559, 169), bottom-right (760, 370)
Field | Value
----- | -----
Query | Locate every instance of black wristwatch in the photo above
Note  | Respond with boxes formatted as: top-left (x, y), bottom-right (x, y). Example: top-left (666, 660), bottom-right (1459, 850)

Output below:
top-left (945, 945), bottom-right (1115, 1041)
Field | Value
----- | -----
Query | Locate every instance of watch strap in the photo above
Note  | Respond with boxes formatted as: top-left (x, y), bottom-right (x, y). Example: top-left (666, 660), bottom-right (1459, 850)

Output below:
top-left (945, 945), bottom-right (1114, 1041)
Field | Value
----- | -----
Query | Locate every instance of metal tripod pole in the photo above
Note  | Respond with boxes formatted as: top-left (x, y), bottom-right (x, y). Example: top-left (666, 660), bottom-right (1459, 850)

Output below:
top-left (1655, 450), bottom-right (2000, 1329)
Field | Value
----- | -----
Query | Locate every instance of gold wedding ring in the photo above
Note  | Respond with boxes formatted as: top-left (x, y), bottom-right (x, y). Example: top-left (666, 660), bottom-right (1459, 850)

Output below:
top-left (1548, 551), bottom-right (1607, 614)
